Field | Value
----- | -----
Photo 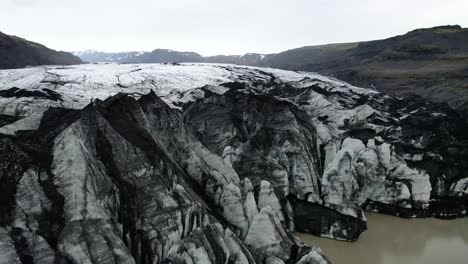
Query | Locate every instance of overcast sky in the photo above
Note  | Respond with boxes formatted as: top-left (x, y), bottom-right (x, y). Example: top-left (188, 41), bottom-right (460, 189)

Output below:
top-left (1, 0), bottom-right (467, 55)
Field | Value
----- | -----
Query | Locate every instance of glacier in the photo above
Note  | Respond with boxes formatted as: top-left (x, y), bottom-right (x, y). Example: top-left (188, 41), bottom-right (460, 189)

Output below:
top-left (0, 63), bottom-right (466, 263)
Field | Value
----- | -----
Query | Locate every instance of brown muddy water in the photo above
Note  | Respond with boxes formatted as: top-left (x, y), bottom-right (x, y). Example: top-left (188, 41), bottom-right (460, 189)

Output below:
top-left (297, 212), bottom-right (468, 264)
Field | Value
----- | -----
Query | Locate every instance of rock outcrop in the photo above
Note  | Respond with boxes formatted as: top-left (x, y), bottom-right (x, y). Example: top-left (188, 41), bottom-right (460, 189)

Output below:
top-left (0, 31), bottom-right (82, 70)
top-left (0, 63), bottom-right (466, 263)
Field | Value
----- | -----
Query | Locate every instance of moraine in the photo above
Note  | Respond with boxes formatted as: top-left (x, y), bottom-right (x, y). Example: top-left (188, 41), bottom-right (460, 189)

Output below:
top-left (0, 63), bottom-right (466, 263)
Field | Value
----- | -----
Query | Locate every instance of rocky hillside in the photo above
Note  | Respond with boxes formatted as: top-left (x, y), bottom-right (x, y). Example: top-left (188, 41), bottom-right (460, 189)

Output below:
top-left (0, 31), bottom-right (82, 70)
top-left (259, 25), bottom-right (468, 111)
top-left (0, 63), bottom-right (466, 263)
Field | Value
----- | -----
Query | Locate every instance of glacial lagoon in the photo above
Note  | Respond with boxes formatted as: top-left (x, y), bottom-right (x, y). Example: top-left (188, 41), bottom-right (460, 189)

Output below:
top-left (297, 212), bottom-right (468, 264)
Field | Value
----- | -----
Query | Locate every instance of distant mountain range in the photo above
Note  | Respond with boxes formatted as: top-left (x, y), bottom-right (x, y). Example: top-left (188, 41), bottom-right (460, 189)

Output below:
top-left (73, 49), bottom-right (272, 66)
top-left (72, 50), bottom-right (146, 64)
top-left (73, 25), bottom-right (468, 111)
top-left (0, 31), bottom-right (82, 69)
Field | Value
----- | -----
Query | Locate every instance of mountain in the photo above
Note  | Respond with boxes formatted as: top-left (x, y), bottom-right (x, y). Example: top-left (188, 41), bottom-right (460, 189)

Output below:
top-left (73, 25), bottom-right (468, 111)
top-left (73, 49), bottom-right (206, 64)
top-left (74, 49), bottom-right (270, 66)
top-left (0, 31), bottom-right (82, 70)
top-left (0, 63), bottom-right (466, 263)
top-left (204, 53), bottom-right (272, 65)
top-left (72, 50), bottom-right (146, 63)
top-left (258, 25), bottom-right (468, 111)
top-left (126, 49), bottom-right (205, 63)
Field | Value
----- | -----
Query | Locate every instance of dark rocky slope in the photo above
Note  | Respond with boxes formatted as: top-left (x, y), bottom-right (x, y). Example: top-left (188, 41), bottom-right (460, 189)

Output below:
top-left (0, 30), bottom-right (82, 70)
top-left (258, 25), bottom-right (468, 111)
top-left (0, 63), bottom-right (466, 263)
